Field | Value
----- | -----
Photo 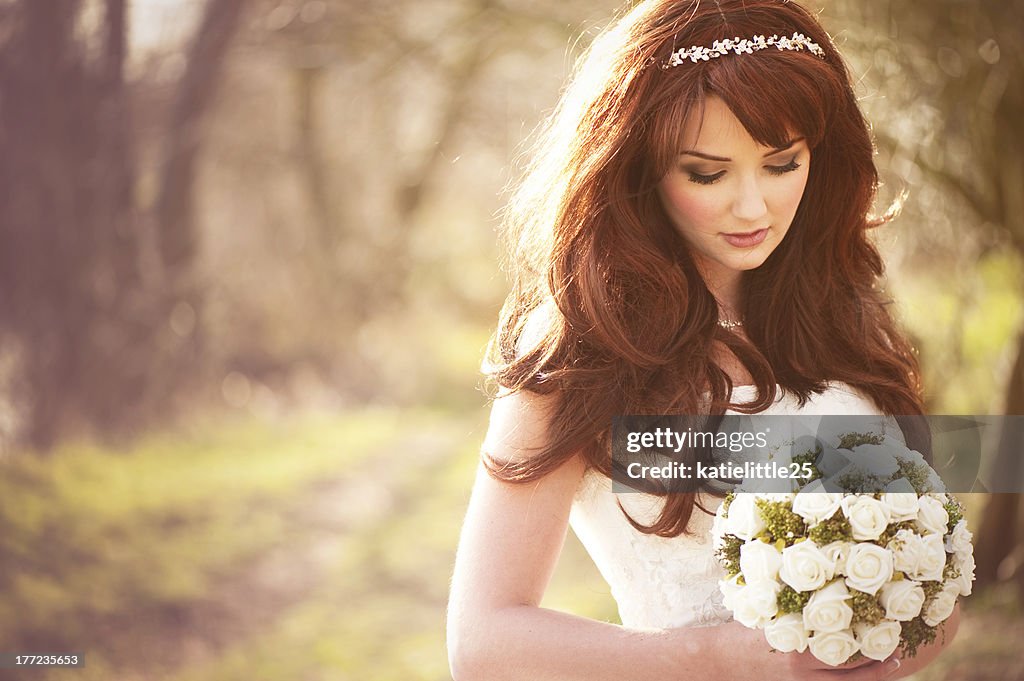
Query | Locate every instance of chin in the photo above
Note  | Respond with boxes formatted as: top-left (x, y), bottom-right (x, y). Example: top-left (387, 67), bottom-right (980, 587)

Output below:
top-left (726, 251), bottom-right (773, 272)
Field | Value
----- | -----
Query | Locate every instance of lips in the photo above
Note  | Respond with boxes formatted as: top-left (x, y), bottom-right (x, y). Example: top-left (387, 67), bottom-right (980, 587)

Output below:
top-left (722, 227), bottom-right (769, 248)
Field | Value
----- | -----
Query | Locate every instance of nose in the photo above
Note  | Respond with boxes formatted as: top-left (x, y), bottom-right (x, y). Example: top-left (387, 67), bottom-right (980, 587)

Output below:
top-left (731, 175), bottom-right (769, 223)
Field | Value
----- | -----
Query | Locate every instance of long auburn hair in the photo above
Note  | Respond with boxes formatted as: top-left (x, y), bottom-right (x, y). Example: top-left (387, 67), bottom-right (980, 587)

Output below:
top-left (483, 0), bottom-right (926, 536)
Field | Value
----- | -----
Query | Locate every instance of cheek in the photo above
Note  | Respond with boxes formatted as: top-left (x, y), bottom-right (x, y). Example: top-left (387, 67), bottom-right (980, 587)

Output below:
top-left (660, 182), bottom-right (723, 233)
top-left (773, 172), bottom-right (810, 218)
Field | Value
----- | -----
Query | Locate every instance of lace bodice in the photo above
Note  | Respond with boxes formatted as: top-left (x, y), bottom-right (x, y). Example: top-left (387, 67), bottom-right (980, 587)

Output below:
top-left (568, 382), bottom-right (900, 630)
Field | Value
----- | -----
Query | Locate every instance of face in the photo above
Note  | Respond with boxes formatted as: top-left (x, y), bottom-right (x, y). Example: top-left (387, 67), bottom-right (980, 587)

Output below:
top-left (657, 95), bottom-right (811, 290)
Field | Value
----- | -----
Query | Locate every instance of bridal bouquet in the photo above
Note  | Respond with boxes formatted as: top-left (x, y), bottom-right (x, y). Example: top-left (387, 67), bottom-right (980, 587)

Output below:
top-left (711, 432), bottom-right (975, 666)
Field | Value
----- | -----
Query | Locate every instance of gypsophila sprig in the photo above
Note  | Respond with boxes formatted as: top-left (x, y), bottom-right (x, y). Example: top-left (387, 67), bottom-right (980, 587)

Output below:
top-left (711, 430), bottom-right (973, 666)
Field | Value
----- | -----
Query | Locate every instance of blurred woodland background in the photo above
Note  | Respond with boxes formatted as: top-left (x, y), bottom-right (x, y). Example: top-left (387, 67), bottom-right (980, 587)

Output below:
top-left (0, 0), bottom-right (1022, 679)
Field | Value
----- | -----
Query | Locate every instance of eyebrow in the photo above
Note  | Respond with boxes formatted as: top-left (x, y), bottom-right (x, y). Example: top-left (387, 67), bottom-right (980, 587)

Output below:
top-left (680, 137), bottom-right (804, 162)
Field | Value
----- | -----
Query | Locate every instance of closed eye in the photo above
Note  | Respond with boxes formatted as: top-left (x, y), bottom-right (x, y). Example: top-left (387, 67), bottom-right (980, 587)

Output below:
top-left (766, 157), bottom-right (802, 176)
top-left (687, 170), bottom-right (726, 185)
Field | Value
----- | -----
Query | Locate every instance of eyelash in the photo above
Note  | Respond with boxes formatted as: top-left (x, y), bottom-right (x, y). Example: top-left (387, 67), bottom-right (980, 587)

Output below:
top-left (687, 157), bottom-right (803, 186)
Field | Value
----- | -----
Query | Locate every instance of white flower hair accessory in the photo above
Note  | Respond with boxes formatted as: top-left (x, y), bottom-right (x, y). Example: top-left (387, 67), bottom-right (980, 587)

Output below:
top-left (662, 32), bottom-right (825, 69)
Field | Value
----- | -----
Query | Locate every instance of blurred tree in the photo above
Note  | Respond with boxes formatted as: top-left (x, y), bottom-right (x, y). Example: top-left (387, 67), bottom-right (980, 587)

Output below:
top-left (206, 0), bottom-right (620, 401)
top-left (822, 0), bottom-right (1024, 596)
top-left (0, 0), bottom-right (247, 450)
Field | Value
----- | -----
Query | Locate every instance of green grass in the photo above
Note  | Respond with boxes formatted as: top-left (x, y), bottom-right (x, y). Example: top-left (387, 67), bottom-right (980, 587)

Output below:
top-left (160, 417), bottom-right (615, 681)
top-left (2, 410), bottom-right (405, 521)
top-left (0, 410), bottom-right (426, 653)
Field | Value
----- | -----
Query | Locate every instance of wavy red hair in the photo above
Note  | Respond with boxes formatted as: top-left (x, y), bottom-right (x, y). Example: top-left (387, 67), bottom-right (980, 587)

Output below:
top-left (484, 0), bottom-right (925, 536)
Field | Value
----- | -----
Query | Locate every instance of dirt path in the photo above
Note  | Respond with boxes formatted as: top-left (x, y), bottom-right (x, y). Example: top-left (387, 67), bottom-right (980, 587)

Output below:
top-left (15, 428), bottom-right (461, 681)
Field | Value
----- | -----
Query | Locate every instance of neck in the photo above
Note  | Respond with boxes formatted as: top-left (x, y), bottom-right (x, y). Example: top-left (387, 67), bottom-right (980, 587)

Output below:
top-left (695, 257), bottom-right (743, 320)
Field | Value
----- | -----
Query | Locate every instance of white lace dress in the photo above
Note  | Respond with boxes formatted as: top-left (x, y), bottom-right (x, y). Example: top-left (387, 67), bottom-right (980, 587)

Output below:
top-left (568, 383), bottom-right (901, 630)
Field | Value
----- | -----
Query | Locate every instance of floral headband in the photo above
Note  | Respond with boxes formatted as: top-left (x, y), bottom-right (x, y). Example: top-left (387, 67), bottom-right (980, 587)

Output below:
top-left (662, 32), bottom-right (825, 69)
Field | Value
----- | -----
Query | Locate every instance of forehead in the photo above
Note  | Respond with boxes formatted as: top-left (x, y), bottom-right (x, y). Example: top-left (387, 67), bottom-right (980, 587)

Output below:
top-left (680, 95), bottom-right (791, 155)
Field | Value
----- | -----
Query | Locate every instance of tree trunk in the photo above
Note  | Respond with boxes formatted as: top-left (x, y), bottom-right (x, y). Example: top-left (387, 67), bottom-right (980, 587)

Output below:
top-left (151, 0), bottom-right (247, 395)
top-left (155, 0), bottom-right (247, 280)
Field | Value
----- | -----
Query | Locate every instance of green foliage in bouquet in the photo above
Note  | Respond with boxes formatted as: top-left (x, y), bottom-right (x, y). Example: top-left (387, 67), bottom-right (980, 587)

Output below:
top-left (834, 469), bottom-right (885, 493)
top-left (878, 520), bottom-right (917, 544)
top-left (777, 585), bottom-right (811, 614)
top-left (849, 590), bottom-right (885, 627)
top-left (944, 501), bottom-right (963, 531)
top-left (835, 432), bottom-right (885, 448)
top-left (755, 499), bottom-right (807, 545)
top-left (716, 534), bottom-right (743, 578)
top-left (807, 510), bottom-right (853, 544)
top-left (921, 580), bottom-right (945, 601)
top-left (894, 457), bottom-right (934, 493)
top-left (900, 617), bottom-right (940, 657)
top-left (791, 448), bottom-right (823, 484)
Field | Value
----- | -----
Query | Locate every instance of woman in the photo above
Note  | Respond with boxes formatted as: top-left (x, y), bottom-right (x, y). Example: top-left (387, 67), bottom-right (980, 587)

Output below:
top-left (448, 1), bottom-right (958, 679)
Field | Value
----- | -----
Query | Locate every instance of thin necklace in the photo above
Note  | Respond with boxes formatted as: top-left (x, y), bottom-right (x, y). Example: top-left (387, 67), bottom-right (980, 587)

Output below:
top-left (717, 318), bottom-right (744, 330)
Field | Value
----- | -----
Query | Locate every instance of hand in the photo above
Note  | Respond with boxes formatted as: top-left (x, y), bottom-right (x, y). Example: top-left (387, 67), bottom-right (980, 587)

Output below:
top-left (714, 621), bottom-right (902, 681)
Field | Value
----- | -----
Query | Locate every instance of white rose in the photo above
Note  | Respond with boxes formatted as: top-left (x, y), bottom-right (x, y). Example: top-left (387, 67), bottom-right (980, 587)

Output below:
top-left (732, 579), bottom-right (780, 628)
top-left (724, 493), bottom-right (766, 541)
top-left (844, 543), bottom-right (895, 596)
top-left (926, 469), bottom-right (947, 493)
top-left (895, 447), bottom-right (927, 467)
top-left (879, 579), bottom-right (925, 621)
top-left (850, 443), bottom-right (901, 478)
top-left (764, 613), bottom-right (810, 653)
top-left (953, 551), bottom-right (975, 597)
top-left (740, 539), bottom-right (783, 584)
top-left (808, 629), bottom-right (860, 667)
top-left (855, 620), bottom-right (902, 661)
top-left (923, 582), bottom-right (960, 626)
top-left (719, 574), bottom-right (743, 611)
top-left (822, 541), bottom-right (852, 577)
top-left (914, 533), bottom-right (947, 582)
top-left (880, 479), bottom-right (920, 522)
top-left (916, 495), bottom-right (950, 536)
top-left (792, 480), bottom-right (843, 524)
top-left (888, 528), bottom-right (923, 575)
top-left (815, 444), bottom-right (853, 477)
top-left (841, 495), bottom-right (892, 541)
top-left (780, 541), bottom-right (834, 592)
top-left (947, 519), bottom-right (973, 558)
top-left (802, 580), bottom-right (854, 633)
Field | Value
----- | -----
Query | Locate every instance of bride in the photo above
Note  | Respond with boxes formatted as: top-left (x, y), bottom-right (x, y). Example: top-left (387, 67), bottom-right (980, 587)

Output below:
top-left (447, 0), bottom-right (959, 678)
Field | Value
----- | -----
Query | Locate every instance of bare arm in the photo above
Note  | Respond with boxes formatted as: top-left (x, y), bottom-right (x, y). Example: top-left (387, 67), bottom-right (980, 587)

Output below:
top-left (446, 391), bottom-right (908, 681)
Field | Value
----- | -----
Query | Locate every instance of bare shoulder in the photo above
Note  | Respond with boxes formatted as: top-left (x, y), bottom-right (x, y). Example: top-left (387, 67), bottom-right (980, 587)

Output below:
top-left (483, 298), bottom-right (563, 464)
top-left (482, 388), bottom-right (560, 465)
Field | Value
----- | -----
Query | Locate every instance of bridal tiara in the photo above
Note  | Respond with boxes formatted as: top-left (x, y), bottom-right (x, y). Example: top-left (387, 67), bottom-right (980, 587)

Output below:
top-left (662, 32), bottom-right (825, 69)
